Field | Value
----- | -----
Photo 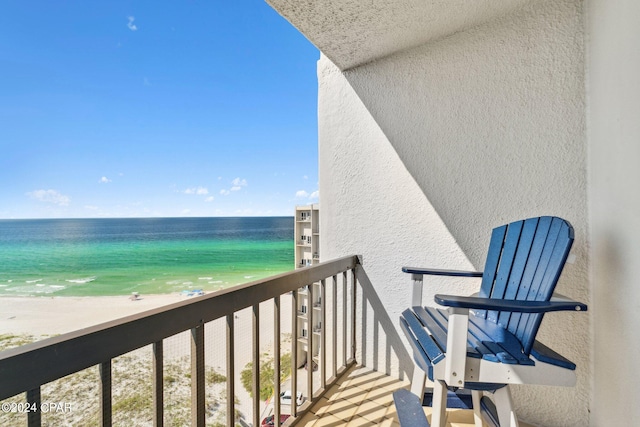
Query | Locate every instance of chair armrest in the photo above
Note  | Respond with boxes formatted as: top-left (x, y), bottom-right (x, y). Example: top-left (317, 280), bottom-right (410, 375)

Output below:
top-left (402, 267), bottom-right (483, 277)
top-left (434, 294), bottom-right (588, 313)
top-left (403, 267), bottom-right (482, 307)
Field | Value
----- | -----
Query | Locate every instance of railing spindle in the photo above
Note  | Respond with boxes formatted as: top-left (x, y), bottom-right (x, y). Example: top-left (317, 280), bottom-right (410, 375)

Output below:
top-left (100, 360), bottom-right (112, 427)
top-left (273, 296), bottom-right (281, 426)
top-left (26, 387), bottom-right (41, 427)
top-left (332, 275), bottom-right (337, 379)
top-left (307, 284), bottom-right (314, 401)
top-left (153, 341), bottom-right (164, 427)
top-left (291, 290), bottom-right (298, 418)
top-left (191, 325), bottom-right (205, 427)
top-left (320, 278), bottom-right (326, 390)
top-left (252, 304), bottom-right (260, 427)
top-left (342, 271), bottom-right (347, 367)
top-left (226, 314), bottom-right (235, 427)
top-left (351, 268), bottom-right (357, 362)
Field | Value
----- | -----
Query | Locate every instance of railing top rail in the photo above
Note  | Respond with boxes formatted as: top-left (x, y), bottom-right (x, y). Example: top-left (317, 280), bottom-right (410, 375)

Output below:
top-left (0, 255), bottom-right (360, 400)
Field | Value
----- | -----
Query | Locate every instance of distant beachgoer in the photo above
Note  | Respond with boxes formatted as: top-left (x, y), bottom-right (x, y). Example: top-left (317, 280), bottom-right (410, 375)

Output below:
top-left (130, 292), bottom-right (140, 301)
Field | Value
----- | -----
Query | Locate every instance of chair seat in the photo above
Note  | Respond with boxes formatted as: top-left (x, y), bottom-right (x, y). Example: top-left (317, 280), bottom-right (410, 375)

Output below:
top-left (400, 306), bottom-right (575, 383)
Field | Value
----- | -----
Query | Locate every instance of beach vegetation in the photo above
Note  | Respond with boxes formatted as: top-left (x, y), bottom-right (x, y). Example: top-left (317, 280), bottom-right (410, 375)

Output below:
top-left (0, 333), bottom-right (37, 351)
top-left (240, 352), bottom-right (292, 400)
top-left (113, 391), bottom-right (152, 413)
top-left (207, 367), bottom-right (227, 384)
top-left (0, 334), bottom-right (244, 426)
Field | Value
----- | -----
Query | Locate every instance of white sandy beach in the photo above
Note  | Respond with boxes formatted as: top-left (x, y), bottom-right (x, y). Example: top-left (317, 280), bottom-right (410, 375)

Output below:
top-left (0, 292), bottom-right (292, 336)
top-left (0, 294), bottom-right (182, 336)
top-left (0, 292), bottom-right (294, 424)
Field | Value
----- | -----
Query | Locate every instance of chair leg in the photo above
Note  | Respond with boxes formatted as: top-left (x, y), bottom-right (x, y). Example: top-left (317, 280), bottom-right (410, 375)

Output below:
top-left (493, 386), bottom-right (519, 427)
top-left (471, 390), bottom-right (484, 427)
top-left (410, 369), bottom-right (426, 399)
top-left (431, 380), bottom-right (448, 427)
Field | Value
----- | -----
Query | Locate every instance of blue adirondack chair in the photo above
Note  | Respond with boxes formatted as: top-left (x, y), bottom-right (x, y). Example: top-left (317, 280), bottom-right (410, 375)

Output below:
top-left (398, 216), bottom-right (587, 427)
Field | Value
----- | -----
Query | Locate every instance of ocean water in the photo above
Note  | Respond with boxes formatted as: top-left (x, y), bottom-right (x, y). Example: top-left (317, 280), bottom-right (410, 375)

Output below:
top-left (0, 217), bottom-right (294, 297)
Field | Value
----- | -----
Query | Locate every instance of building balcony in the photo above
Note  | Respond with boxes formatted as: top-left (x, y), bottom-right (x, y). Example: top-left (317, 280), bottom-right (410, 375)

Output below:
top-left (0, 255), bottom-right (541, 427)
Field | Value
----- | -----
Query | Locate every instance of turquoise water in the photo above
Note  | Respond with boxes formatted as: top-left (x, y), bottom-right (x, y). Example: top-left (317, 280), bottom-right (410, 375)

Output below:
top-left (0, 217), bottom-right (294, 296)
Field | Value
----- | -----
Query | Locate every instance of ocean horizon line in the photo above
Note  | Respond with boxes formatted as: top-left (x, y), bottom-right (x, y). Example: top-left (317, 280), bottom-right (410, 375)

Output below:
top-left (0, 215), bottom-right (295, 221)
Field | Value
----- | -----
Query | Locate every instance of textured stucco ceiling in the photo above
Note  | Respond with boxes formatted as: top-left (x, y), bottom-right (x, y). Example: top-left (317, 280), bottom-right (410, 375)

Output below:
top-left (267, 0), bottom-right (534, 70)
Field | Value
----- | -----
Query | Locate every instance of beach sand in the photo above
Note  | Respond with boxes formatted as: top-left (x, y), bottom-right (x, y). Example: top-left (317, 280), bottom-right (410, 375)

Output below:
top-left (0, 292), bottom-right (294, 424)
top-left (0, 294), bottom-right (183, 336)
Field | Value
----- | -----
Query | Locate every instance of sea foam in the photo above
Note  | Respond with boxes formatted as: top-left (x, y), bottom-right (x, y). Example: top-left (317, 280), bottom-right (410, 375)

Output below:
top-left (66, 276), bottom-right (97, 284)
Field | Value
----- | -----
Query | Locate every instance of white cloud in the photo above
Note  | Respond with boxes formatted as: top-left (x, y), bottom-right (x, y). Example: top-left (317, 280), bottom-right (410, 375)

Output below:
top-left (303, 175), bottom-right (308, 180)
top-left (27, 189), bottom-right (70, 206)
top-left (205, 196), bottom-right (215, 202)
top-left (127, 16), bottom-right (138, 31)
top-left (184, 187), bottom-right (209, 195)
top-left (231, 177), bottom-right (247, 187)
top-left (84, 205), bottom-right (99, 211)
top-left (220, 177), bottom-right (247, 195)
top-left (143, 77), bottom-right (151, 86)
top-left (295, 189), bottom-right (319, 200)
top-left (99, 176), bottom-right (111, 184)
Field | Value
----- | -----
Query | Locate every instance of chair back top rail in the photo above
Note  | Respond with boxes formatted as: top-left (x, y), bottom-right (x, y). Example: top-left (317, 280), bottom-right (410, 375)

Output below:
top-left (0, 255), bottom-right (360, 400)
top-left (477, 216), bottom-right (574, 354)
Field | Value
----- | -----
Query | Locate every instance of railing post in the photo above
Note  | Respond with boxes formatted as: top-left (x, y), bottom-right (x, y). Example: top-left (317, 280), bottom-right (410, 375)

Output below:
top-left (307, 284), bottom-right (313, 401)
top-left (320, 278), bottom-right (326, 390)
top-left (351, 268), bottom-right (357, 362)
top-left (291, 290), bottom-right (298, 418)
top-left (332, 275), bottom-right (337, 379)
top-left (153, 341), bottom-right (164, 427)
top-left (26, 387), bottom-right (41, 427)
top-left (226, 314), bottom-right (235, 427)
top-left (191, 325), bottom-right (205, 427)
top-left (100, 360), bottom-right (112, 427)
top-left (252, 304), bottom-right (260, 427)
top-left (342, 271), bottom-right (347, 367)
top-left (273, 296), bottom-right (281, 427)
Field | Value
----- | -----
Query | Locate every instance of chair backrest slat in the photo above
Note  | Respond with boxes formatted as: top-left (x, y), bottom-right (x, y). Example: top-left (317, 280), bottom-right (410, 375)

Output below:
top-left (475, 224), bottom-right (507, 320)
top-left (505, 217), bottom-right (553, 337)
top-left (486, 220), bottom-right (523, 323)
top-left (475, 216), bottom-right (574, 356)
top-left (497, 218), bottom-right (539, 328)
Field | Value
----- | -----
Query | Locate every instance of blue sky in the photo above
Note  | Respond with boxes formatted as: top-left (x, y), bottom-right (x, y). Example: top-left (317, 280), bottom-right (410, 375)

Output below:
top-left (0, 1), bottom-right (320, 218)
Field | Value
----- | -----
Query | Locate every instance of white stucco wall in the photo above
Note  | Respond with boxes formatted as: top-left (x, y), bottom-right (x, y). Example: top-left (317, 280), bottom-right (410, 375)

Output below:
top-left (318, 55), bottom-right (479, 377)
top-left (587, 0), bottom-right (640, 425)
top-left (318, 0), bottom-right (588, 425)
